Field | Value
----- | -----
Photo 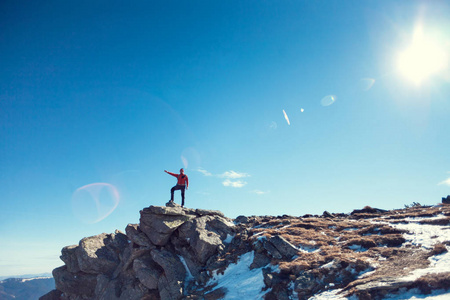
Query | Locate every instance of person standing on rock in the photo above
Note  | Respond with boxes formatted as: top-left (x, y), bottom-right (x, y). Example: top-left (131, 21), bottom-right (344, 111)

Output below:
top-left (164, 168), bottom-right (189, 207)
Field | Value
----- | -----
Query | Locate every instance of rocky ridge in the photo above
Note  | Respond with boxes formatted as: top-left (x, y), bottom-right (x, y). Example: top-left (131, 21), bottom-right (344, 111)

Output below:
top-left (41, 202), bottom-right (450, 300)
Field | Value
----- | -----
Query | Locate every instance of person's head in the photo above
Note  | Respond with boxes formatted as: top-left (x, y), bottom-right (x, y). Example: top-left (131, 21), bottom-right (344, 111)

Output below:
top-left (180, 168), bottom-right (184, 174)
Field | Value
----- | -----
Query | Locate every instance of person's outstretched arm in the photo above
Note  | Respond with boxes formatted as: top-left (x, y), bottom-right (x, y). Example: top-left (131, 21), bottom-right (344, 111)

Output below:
top-left (164, 170), bottom-right (178, 177)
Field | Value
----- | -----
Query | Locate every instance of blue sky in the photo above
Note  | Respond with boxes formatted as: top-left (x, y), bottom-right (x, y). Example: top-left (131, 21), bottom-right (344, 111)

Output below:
top-left (1, 0), bottom-right (449, 277)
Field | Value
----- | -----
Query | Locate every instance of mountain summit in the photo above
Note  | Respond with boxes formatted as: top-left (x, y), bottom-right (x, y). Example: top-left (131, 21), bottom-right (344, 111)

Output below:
top-left (41, 202), bottom-right (450, 300)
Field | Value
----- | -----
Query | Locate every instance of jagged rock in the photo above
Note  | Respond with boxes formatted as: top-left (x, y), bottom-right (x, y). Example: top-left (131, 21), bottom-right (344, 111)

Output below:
top-left (76, 231), bottom-right (128, 275)
top-left (133, 256), bottom-right (161, 290)
top-left (140, 206), bottom-right (194, 246)
top-left (117, 279), bottom-right (152, 300)
top-left (234, 215), bottom-right (249, 224)
top-left (262, 267), bottom-right (282, 288)
top-left (323, 211), bottom-right (334, 218)
top-left (263, 239), bottom-right (283, 259)
top-left (443, 195), bottom-right (450, 204)
top-left (95, 274), bottom-right (120, 300)
top-left (60, 245), bottom-right (80, 273)
top-left (126, 223), bottom-right (153, 247)
top-left (39, 289), bottom-right (62, 300)
top-left (151, 249), bottom-right (187, 299)
top-left (294, 271), bottom-right (317, 296)
top-left (115, 245), bottom-right (152, 278)
top-left (53, 266), bottom-right (97, 297)
top-left (269, 235), bottom-right (299, 259)
top-left (195, 208), bottom-right (225, 217)
top-left (205, 216), bottom-right (235, 240)
top-left (177, 215), bottom-right (233, 264)
top-left (95, 273), bottom-right (153, 300)
top-left (193, 229), bottom-right (223, 264)
top-left (166, 200), bottom-right (179, 207)
top-left (250, 252), bottom-right (271, 269)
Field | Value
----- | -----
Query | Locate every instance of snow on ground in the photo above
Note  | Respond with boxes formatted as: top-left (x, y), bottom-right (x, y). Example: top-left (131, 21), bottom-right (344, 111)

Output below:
top-left (207, 251), bottom-right (275, 299)
top-left (310, 214), bottom-right (450, 300)
top-left (223, 234), bottom-right (235, 244)
top-left (178, 255), bottom-right (194, 281)
top-left (389, 217), bottom-right (450, 282)
top-left (390, 222), bottom-right (450, 250)
top-left (383, 289), bottom-right (450, 300)
top-left (308, 289), bottom-right (348, 300)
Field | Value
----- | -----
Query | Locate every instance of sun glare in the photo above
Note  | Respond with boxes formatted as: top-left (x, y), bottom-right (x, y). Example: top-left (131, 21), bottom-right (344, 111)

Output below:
top-left (397, 24), bottom-right (448, 86)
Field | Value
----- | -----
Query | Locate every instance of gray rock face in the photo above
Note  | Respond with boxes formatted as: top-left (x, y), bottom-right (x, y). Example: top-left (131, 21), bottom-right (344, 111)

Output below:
top-left (151, 249), bottom-right (187, 299)
top-left (44, 204), bottom-right (235, 300)
top-left (53, 266), bottom-right (97, 297)
top-left (139, 206), bottom-right (195, 246)
top-left (77, 231), bottom-right (128, 276)
top-left (126, 223), bottom-right (153, 247)
top-left (60, 245), bottom-right (80, 273)
top-left (268, 235), bottom-right (299, 259)
top-left (133, 256), bottom-right (160, 290)
top-left (177, 215), bottom-right (234, 264)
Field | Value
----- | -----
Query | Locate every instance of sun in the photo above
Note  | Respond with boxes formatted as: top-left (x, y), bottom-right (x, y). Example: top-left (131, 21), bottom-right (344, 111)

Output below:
top-left (396, 24), bottom-right (448, 86)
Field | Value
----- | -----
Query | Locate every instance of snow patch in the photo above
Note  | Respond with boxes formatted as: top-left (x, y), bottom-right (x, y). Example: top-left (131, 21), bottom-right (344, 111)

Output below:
top-left (383, 288), bottom-right (450, 299)
top-left (207, 251), bottom-right (272, 299)
top-left (297, 244), bottom-right (319, 253)
top-left (177, 255), bottom-right (194, 281)
top-left (224, 234), bottom-right (234, 244)
top-left (348, 244), bottom-right (368, 252)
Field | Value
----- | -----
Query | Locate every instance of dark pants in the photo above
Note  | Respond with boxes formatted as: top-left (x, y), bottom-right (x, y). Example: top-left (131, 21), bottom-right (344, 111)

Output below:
top-left (170, 185), bottom-right (186, 206)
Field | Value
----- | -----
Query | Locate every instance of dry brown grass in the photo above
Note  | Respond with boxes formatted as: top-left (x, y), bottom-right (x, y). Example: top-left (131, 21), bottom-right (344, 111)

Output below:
top-left (241, 204), bottom-right (450, 299)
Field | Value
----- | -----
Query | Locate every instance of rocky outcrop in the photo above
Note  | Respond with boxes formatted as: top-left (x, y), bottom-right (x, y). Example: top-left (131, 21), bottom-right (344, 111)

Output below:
top-left (41, 203), bottom-right (450, 300)
top-left (42, 204), bottom-right (235, 300)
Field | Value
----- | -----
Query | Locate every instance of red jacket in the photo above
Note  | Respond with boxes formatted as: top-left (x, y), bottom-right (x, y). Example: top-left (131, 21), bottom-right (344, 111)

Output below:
top-left (167, 171), bottom-right (189, 187)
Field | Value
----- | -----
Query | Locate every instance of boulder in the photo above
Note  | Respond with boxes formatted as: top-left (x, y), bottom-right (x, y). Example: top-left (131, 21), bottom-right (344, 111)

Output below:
top-left (263, 239), bottom-right (283, 259)
top-left (250, 252), bottom-right (271, 269)
top-left (38, 289), bottom-right (62, 300)
top-left (269, 235), bottom-right (299, 259)
top-left (125, 223), bottom-right (153, 247)
top-left (60, 245), bottom-right (80, 273)
top-left (178, 216), bottom-right (226, 264)
top-left (294, 271), bottom-right (318, 296)
top-left (115, 245), bottom-right (152, 278)
top-left (76, 231), bottom-right (128, 275)
top-left (140, 206), bottom-right (194, 246)
top-left (53, 266), bottom-right (97, 297)
top-left (151, 249), bottom-right (187, 299)
top-left (133, 256), bottom-right (161, 290)
top-left (205, 216), bottom-right (235, 240)
top-left (95, 274), bottom-right (120, 300)
top-left (442, 195), bottom-right (450, 204)
top-left (195, 208), bottom-right (225, 217)
top-left (193, 228), bottom-right (223, 264)
top-left (323, 211), bottom-right (334, 218)
top-left (234, 215), bottom-right (249, 224)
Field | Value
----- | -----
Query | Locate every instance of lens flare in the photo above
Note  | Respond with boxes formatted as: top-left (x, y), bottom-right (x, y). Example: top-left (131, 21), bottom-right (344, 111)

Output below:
top-left (269, 121), bottom-right (277, 130)
top-left (321, 95), bottom-right (337, 107)
top-left (181, 147), bottom-right (201, 170)
top-left (300, 108), bottom-right (305, 113)
top-left (359, 78), bottom-right (376, 91)
top-left (71, 183), bottom-right (120, 224)
top-left (282, 109), bottom-right (290, 125)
